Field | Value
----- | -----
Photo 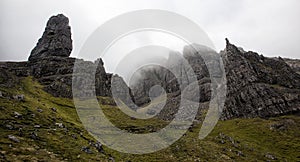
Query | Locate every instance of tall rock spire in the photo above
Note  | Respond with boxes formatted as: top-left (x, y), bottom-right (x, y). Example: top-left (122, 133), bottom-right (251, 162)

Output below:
top-left (28, 14), bottom-right (72, 61)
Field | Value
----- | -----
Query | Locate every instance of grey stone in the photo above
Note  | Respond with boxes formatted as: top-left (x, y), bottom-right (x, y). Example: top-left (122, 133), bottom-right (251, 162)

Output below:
top-left (265, 153), bottom-right (276, 160)
top-left (13, 111), bottom-right (22, 118)
top-left (109, 156), bottom-right (115, 162)
top-left (81, 146), bottom-right (92, 154)
top-left (13, 94), bottom-right (25, 102)
top-left (93, 141), bottom-right (104, 153)
top-left (51, 107), bottom-right (57, 112)
top-left (5, 124), bottom-right (13, 130)
top-left (30, 132), bottom-right (38, 140)
top-left (8, 135), bottom-right (20, 143)
top-left (37, 108), bottom-right (43, 113)
top-left (55, 123), bottom-right (64, 128)
top-left (34, 125), bottom-right (41, 128)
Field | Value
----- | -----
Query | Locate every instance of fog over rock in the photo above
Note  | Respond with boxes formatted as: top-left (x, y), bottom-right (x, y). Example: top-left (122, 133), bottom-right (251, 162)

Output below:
top-left (130, 39), bottom-right (300, 120)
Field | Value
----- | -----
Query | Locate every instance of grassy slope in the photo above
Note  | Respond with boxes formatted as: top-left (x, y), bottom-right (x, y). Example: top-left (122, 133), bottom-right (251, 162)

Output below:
top-left (0, 77), bottom-right (299, 161)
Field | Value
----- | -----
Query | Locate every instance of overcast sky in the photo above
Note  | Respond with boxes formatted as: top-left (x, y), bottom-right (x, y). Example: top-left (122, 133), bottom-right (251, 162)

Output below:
top-left (1, 0), bottom-right (300, 66)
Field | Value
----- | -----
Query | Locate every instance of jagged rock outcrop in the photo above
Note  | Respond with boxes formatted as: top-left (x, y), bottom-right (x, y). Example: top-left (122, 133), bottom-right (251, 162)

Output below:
top-left (28, 14), bottom-right (72, 61)
top-left (1, 14), bottom-right (299, 121)
top-left (25, 14), bottom-right (77, 97)
top-left (0, 14), bottom-right (131, 100)
top-left (221, 39), bottom-right (300, 119)
top-left (131, 47), bottom-right (219, 106)
top-left (131, 39), bottom-right (300, 120)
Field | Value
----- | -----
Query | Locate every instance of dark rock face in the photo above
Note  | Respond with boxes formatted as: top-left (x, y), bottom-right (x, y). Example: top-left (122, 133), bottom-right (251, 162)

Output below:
top-left (31, 57), bottom-right (76, 98)
top-left (0, 14), bottom-right (116, 99)
top-left (130, 39), bottom-right (300, 120)
top-left (28, 14), bottom-right (72, 61)
top-left (29, 56), bottom-right (115, 98)
top-left (221, 40), bottom-right (300, 119)
top-left (25, 14), bottom-right (116, 98)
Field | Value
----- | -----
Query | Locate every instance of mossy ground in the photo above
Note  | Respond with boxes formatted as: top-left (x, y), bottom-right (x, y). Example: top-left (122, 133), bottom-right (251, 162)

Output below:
top-left (0, 77), bottom-right (299, 161)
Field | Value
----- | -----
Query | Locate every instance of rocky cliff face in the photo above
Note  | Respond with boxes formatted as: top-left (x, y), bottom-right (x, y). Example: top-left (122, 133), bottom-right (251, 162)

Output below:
top-left (1, 14), bottom-right (299, 121)
top-left (221, 39), bottom-right (300, 119)
top-left (0, 14), bottom-right (119, 99)
top-left (131, 39), bottom-right (300, 120)
top-left (26, 14), bottom-right (113, 98)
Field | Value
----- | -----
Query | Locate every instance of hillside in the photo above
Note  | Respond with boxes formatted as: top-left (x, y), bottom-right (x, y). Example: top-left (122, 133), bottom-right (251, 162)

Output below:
top-left (0, 77), bottom-right (299, 161)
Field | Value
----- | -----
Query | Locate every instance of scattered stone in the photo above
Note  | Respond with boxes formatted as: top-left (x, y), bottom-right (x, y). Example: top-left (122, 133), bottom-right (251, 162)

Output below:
top-left (37, 108), bottom-right (43, 113)
top-left (13, 111), bottom-right (22, 118)
top-left (216, 132), bottom-right (239, 147)
top-left (34, 125), bottom-right (41, 128)
top-left (0, 91), bottom-right (3, 97)
top-left (94, 142), bottom-right (104, 153)
top-left (219, 139), bottom-right (225, 144)
top-left (69, 134), bottom-right (76, 139)
top-left (236, 150), bottom-right (244, 157)
top-left (13, 94), bottom-right (25, 102)
top-left (220, 154), bottom-right (231, 160)
top-left (51, 107), bottom-right (57, 112)
top-left (8, 135), bottom-right (20, 143)
top-left (265, 153), bottom-right (277, 160)
top-left (270, 119), bottom-right (296, 131)
top-left (5, 124), bottom-right (13, 130)
top-left (109, 156), bottom-right (115, 162)
top-left (25, 147), bottom-right (36, 152)
top-left (81, 146), bottom-right (92, 154)
top-left (30, 132), bottom-right (38, 140)
top-left (0, 151), bottom-right (7, 161)
top-left (18, 128), bottom-right (23, 137)
top-left (55, 123), bottom-right (64, 128)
